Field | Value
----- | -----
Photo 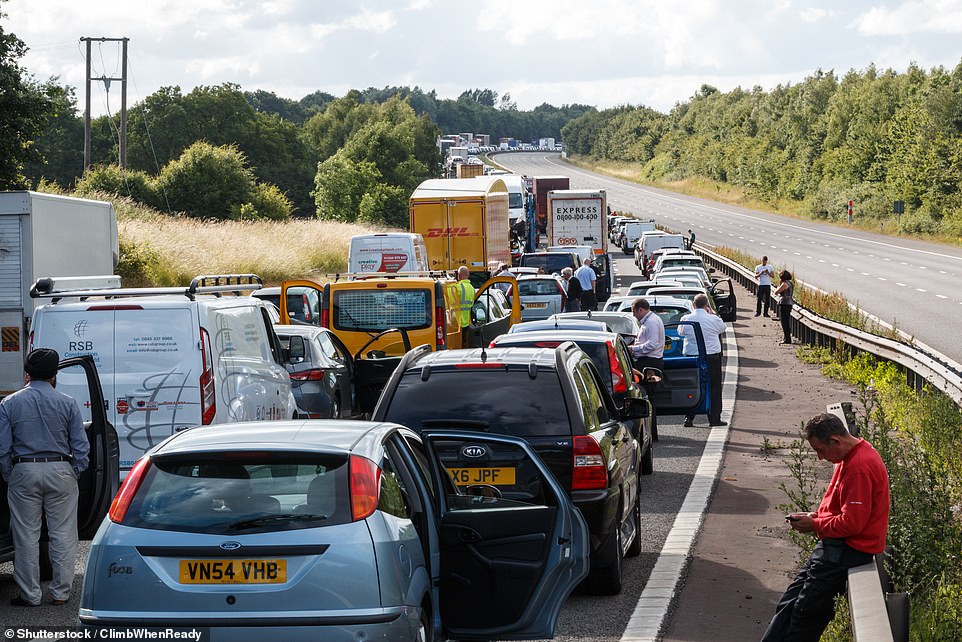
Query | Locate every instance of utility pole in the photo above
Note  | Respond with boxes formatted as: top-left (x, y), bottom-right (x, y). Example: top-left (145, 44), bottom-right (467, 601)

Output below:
top-left (81, 37), bottom-right (129, 171)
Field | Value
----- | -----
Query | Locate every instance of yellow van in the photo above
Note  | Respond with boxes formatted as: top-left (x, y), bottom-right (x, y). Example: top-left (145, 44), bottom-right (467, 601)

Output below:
top-left (278, 275), bottom-right (520, 413)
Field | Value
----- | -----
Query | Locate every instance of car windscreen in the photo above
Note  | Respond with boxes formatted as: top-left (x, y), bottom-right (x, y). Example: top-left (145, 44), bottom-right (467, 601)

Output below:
top-left (120, 453), bottom-right (351, 534)
top-left (385, 368), bottom-right (570, 437)
top-left (520, 254), bottom-right (574, 273)
top-left (333, 288), bottom-right (431, 332)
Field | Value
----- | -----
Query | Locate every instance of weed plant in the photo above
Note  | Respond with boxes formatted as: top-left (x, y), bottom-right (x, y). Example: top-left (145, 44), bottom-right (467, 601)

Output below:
top-left (788, 347), bottom-right (962, 641)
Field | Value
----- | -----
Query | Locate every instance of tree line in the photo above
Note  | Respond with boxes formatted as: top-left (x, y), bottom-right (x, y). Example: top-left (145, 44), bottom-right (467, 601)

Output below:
top-left (562, 62), bottom-right (962, 236)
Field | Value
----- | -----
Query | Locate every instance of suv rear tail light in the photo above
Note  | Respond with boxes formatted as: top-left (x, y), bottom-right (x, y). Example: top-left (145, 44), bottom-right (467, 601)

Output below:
top-left (572, 435), bottom-right (608, 490)
top-left (608, 341), bottom-right (627, 393)
top-left (199, 328), bottom-right (216, 425)
top-left (435, 304), bottom-right (446, 348)
top-left (109, 457), bottom-right (151, 523)
top-left (349, 455), bottom-right (381, 521)
top-left (321, 308), bottom-right (330, 328)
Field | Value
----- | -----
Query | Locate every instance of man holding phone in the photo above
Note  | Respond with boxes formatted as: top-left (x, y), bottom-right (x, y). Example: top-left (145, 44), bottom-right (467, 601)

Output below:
top-left (761, 413), bottom-right (890, 642)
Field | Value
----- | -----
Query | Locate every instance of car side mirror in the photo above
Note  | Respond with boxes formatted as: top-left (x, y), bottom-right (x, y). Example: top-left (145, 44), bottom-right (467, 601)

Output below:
top-left (623, 397), bottom-right (651, 420)
top-left (641, 367), bottom-right (663, 385)
top-left (288, 336), bottom-right (306, 363)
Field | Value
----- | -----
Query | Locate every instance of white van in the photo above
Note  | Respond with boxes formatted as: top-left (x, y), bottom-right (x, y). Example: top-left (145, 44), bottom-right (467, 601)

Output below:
top-left (347, 233), bottom-right (429, 276)
top-left (29, 274), bottom-right (295, 472)
top-left (637, 232), bottom-right (687, 275)
top-left (499, 174), bottom-right (529, 225)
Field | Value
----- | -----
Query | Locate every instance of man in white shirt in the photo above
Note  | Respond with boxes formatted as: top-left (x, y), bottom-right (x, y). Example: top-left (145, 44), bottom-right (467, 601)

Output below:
top-left (630, 298), bottom-right (665, 371)
top-left (574, 257), bottom-right (598, 311)
top-left (754, 255), bottom-right (776, 317)
top-left (678, 294), bottom-right (728, 427)
top-left (494, 263), bottom-right (514, 295)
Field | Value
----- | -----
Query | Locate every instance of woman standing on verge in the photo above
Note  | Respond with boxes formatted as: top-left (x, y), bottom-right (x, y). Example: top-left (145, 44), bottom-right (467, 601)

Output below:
top-left (773, 270), bottom-right (794, 344)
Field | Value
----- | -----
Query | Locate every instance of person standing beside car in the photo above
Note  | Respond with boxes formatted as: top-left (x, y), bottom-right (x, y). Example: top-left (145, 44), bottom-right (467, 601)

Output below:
top-left (773, 270), bottom-right (794, 345)
top-left (761, 413), bottom-right (889, 642)
top-left (574, 257), bottom-right (598, 311)
top-left (456, 266), bottom-right (475, 345)
top-left (630, 298), bottom-right (665, 371)
top-left (677, 294), bottom-right (727, 427)
top-left (754, 256), bottom-right (776, 317)
top-left (562, 267), bottom-right (582, 312)
top-left (0, 348), bottom-right (89, 607)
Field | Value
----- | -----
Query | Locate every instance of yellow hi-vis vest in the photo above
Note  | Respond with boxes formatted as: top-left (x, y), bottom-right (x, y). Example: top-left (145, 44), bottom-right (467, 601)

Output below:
top-left (458, 279), bottom-right (475, 328)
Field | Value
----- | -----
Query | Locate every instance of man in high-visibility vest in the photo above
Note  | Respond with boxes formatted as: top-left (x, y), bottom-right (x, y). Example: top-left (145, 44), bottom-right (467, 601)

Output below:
top-left (456, 266), bottom-right (475, 345)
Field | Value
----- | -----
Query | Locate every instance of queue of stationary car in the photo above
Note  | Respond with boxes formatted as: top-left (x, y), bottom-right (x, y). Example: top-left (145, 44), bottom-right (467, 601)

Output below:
top-left (13, 209), bottom-right (733, 641)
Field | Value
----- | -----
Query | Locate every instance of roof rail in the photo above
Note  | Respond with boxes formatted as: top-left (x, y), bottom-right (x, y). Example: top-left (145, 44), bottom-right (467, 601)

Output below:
top-left (31, 274), bottom-right (262, 302)
top-left (326, 270), bottom-right (456, 283)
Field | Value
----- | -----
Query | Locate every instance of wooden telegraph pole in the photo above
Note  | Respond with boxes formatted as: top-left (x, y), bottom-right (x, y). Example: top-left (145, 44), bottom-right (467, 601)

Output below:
top-left (81, 37), bottom-right (129, 171)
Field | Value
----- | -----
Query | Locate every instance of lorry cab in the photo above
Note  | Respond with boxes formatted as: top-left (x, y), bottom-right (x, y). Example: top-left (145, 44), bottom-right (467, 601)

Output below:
top-left (278, 275), bottom-right (522, 414)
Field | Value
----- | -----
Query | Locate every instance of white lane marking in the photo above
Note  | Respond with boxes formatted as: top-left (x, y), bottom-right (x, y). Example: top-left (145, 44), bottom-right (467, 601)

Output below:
top-left (940, 270), bottom-right (947, 274)
top-left (878, 277), bottom-right (887, 281)
top-left (847, 268), bottom-right (855, 272)
top-left (937, 294), bottom-right (948, 299)
top-left (620, 325), bottom-right (738, 642)
top-left (917, 288), bottom-right (927, 293)
top-left (897, 282), bottom-right (906, 287)
top-left (861, 272), bottom-right (870, 276)
top-left (818, 259), bottom-right (826, 263)
top-left (832, 263), bottom-right (839, 267)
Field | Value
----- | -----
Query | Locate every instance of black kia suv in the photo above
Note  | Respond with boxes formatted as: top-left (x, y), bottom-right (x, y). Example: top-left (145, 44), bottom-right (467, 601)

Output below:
top-left (371, 343), bottom-right (650, 595)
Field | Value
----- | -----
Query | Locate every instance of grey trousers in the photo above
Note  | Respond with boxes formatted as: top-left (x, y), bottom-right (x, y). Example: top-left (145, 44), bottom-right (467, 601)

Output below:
top-left (7, 461), bottom-right (79, 604)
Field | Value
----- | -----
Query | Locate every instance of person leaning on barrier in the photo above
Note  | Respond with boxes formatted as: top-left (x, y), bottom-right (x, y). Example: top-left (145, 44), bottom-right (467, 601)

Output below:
top-left (0, 348), bottom-right (90, 607)
top-left (760, 413), bottom-right (890, 642)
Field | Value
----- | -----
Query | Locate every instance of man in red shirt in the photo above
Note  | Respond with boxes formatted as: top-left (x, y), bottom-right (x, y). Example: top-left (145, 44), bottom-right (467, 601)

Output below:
top-left (761, 413), bottom-right (890, 642)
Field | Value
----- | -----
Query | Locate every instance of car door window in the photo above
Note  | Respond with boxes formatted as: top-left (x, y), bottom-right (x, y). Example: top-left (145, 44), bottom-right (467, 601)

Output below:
top-left (572, 366), bottom-right (601, 433)
top-left (577, 361), bottom-right (612, 426)
top-left (315, 332), bottom-right (342, 363)
top-left (379, 450), bottom-right (412, 519)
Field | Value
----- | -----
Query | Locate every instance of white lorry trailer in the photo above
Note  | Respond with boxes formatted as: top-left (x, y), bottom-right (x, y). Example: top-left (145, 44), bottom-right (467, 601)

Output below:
top-left (546, 189), bottom-right (608, 256)
top-left (0, 191), bottom-right (118, 395)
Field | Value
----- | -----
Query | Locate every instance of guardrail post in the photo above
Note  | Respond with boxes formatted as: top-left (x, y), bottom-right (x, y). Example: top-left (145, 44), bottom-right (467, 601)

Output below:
top-left (885, 592), bottom-right (910, 642)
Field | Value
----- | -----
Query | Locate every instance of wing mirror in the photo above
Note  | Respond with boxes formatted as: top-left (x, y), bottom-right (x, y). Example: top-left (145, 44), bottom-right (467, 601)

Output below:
top-left (622, 397), bottom-right (651, 420)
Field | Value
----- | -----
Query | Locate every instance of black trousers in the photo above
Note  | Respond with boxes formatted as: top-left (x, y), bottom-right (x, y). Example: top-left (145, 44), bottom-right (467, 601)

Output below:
top-left (756, 284), bottom-right (771, 315)
top-left (686, 351), bottom-right (722, 424)
top-left (580, 290), bottom-right (598, 312)
top-left (761, 539), bottom-right (874, 642)
top-left (779, 304), bottom-right (793, 342)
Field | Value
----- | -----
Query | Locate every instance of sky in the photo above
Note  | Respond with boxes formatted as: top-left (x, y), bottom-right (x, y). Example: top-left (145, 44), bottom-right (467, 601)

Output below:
top-left (4, 0), bottom-right (962, 118)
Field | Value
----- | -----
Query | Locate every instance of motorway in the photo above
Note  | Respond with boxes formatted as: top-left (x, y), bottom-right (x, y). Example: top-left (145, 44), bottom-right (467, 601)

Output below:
top-left (0, 252), bottom-right (707, 642)
top-left (495, 152), bottom-right (962, 366)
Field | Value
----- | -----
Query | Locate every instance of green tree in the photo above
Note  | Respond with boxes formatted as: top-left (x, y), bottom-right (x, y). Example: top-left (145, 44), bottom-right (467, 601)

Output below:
top-left (157, 141), bottom-right (254, 219)
top-left (312, 154), bottom-right (381, 222)
top-left (0, 2), bottom-right (58, 188)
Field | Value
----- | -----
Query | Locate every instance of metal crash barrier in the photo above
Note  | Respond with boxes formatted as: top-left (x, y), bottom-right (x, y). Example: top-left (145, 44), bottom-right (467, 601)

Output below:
top-left (689, 244), bottom-right (960, 638)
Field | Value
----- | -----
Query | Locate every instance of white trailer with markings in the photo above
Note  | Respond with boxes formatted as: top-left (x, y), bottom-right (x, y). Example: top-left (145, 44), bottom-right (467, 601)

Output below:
top-left (546, 189), bottom-right (608, 256)
top-left (0, 191), bottom-right (118, 396)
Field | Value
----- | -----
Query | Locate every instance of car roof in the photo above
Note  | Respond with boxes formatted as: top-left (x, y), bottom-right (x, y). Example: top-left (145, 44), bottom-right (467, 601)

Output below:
top-left (410, 346), bottom-right (564, 368)
top-left (253, 287), bottom-right (281, 296)
top-left (517, 274), bottom-right (562, 281)
top-left (646, 295), bottom-right (695, 308)
top-left (509, 319), bottom-right (609, 333)
top-left (272, 324), bottom-right (326, 337)
top-left (150, 420), bottom-right (403, 459)
top-left (493, 329), bottom-right (621, 345)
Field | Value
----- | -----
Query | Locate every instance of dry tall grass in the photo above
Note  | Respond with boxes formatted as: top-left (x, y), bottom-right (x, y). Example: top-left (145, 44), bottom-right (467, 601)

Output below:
top-left (81, 191), bottom-right (399, 286)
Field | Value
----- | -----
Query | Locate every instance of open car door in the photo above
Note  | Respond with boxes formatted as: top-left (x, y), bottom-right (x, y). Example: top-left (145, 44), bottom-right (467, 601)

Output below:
top-left (710, 278), bottom-right (737, 322)
top-left (353, 329), bottom-right (412, 416)
top-left (278, 279), bottom-right (323, 326)
top-left (645, 321), bottom-right (710, 418)
top-left (465, 275), bottom-right (523, 347)
top-left (60, 355), bottom-right (120, 538)
top-left (422, 430), bottom-right (589, 640)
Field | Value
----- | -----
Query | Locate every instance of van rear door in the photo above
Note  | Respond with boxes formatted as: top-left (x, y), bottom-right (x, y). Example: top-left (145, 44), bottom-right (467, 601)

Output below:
top-left (412, 199), bottom-right (452, 271)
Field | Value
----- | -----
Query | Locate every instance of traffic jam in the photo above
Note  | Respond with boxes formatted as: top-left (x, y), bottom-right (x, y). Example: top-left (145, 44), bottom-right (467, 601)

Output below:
top-left (1, 175), bottom-right (737, 641)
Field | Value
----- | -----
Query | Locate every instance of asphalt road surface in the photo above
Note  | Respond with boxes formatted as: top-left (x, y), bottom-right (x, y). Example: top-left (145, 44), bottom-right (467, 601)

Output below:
top-left (495, 151), bottom-right (962, 365)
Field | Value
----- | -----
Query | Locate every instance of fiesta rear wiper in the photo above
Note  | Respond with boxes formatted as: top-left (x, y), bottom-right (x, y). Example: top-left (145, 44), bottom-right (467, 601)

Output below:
top-left (228, 514), bottom-right (327, 530)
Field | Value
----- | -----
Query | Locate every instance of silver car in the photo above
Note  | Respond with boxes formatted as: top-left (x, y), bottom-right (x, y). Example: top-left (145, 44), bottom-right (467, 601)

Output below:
top-left (79, 421), bottom-right (590, 641)
top-left (274, 324), bottom-right (355, 418)
top-left (517, 274), bottom-right (566, 321)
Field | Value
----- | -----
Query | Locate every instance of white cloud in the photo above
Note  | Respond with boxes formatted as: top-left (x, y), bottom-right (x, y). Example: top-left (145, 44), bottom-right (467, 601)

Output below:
top-left (857, 1), bottom-right (962, 35)
top-left (799, 7), bottom-right (829, 23)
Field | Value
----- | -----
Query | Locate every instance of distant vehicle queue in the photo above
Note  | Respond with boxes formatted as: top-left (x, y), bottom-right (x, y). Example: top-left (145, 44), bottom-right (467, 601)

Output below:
top-left (9, 176), bottom-right (739, 641)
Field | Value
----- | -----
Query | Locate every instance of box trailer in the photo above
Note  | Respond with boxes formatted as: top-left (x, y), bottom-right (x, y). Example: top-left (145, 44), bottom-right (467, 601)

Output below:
top-left (0, 191), bottom-right (118, 396)
top-left (409, 177), bottom-right (511, 285)
top-left (547, 189), bottom-right (608, 256)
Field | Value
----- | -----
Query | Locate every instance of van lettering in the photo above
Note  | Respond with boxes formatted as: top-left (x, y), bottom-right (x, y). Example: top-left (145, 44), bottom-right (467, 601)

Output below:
top-left (69, 340), bottom-right (94, 351)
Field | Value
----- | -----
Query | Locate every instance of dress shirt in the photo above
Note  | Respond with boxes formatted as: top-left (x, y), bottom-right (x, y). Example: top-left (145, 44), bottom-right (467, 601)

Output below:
top-left (632, 311), bottom-right (665, 359)
top-left (678, 308), bottom-right (727, 355)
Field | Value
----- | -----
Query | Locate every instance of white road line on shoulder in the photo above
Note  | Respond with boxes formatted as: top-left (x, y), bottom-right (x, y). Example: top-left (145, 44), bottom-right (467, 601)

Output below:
top-left (897, 283), bottom-right (906, 287)
top-left (937, 294), bottom-right (948, 299)
top-left (878, 277), bottom-right (887, 281)
top-left (620, 325), bottom-right (738, 642)
top-left (917, 288), bottom-right (927, 293)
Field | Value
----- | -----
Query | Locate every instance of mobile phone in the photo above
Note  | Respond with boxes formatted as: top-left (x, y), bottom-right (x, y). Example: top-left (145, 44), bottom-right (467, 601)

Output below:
top-left (785, 514), bottom-right (800, 522)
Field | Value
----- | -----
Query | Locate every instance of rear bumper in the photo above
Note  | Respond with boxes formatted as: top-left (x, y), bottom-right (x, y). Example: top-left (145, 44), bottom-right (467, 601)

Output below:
top-left (571, 488), bottom-right (620, 564)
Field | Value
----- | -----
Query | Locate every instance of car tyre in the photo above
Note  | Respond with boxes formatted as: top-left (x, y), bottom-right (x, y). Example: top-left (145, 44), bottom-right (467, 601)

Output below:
top-left (586, 525), bottom-right (623, 595)
top-left (626, 489), bottom-right (643, 558)
top-left (414, 609), bottom-right (430, 642)
top-left (330, 395), bottom-right (340, 419)
top-left (641, 440), bottom-right (654, 475)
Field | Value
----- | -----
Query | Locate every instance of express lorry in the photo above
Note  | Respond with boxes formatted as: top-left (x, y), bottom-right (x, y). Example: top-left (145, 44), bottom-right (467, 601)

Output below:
top-left (546, 189), bottom-right (608, 256)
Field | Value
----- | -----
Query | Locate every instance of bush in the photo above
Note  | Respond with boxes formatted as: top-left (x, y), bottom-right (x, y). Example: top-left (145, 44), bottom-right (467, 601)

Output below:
top-left (115, 237), bottom-right (160, 287)
top-left (76, 164), bottom-right (162, 210)
top-left (235, 183), bottom-right (293, 221)
top-left (358, 183), bottom-right (408, 228)
top-left (157, 142), bottom-right (254, 219)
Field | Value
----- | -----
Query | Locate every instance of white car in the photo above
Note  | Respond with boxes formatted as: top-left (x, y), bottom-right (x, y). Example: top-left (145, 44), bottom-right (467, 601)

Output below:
top-left (517, 274), bottom-right (567, 321)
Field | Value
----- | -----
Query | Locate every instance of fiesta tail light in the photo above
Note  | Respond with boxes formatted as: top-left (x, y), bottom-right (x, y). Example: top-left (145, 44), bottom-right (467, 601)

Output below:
top-left (572, 435), bottom-right (608, 490)
top-left (350, 455), bottom-right (381, 521)
top-left (608, 341), bottom-right (627, 393)
top-left (290, 368), bottom-right (324, 381)
top-left (435, 304), bottom-right (446, 348)
top-left (199, 328), bottom-right (216, 425)
top-left (109, 457), bottom-right (151, 523)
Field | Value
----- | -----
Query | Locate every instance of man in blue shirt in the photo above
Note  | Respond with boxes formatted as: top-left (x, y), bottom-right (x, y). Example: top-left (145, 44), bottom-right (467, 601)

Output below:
top-left (678, 294), bottom-right (728, 427)
top-left (0, 348), bottom-right (89, 607)
top-left (574, 257), bottom-right (598, 311)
